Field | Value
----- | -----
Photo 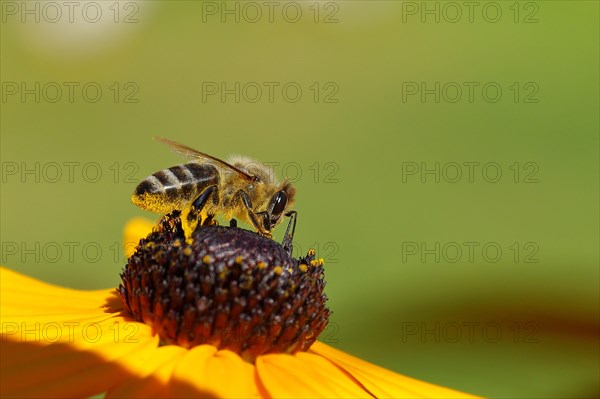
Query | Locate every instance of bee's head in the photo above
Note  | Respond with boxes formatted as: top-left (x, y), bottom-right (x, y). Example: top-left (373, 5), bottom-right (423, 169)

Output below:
top-left (261, 181), bottom-right (296, 233)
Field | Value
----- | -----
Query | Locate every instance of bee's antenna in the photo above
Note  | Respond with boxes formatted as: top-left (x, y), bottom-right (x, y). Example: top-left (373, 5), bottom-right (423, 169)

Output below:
top-left (281, 211), bottom-right (297, 257)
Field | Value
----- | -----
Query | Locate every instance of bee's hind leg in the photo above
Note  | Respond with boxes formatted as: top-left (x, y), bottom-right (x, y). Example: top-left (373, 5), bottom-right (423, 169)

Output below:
top-left (187, 185), bottom-right (219, 227)
top-left (202, 214), bottom-right (218, 227)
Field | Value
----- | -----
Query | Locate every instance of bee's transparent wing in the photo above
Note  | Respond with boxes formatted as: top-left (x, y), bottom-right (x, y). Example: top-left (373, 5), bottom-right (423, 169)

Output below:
top-left (154, 137), bottom-right (255, 180)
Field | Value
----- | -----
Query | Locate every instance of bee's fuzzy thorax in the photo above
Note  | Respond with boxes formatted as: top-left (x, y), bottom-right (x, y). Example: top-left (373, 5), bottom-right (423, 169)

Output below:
top-left (227, 154), bottom-right (278, 185)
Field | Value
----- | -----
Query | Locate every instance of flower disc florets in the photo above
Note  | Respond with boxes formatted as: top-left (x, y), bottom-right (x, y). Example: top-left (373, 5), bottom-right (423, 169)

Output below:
top-left (119, 212), bottom-right (330, 362)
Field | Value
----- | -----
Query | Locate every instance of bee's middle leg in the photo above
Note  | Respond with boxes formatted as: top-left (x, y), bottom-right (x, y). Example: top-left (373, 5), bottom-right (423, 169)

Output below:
top-left (188, 185), bottom-right (219, 227)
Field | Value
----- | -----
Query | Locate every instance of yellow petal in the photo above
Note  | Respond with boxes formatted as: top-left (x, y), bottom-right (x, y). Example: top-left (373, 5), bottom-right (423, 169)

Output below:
top-left (256, 352), bottom-right (372, 398)
top-left (106, 345), bottom-right (187, 398)
top-left (1, 330), bottom-right (159, 398)
top-left (124, 217), bottom-right (156, 257)
top-left (1, 267), bottom-right (119, 334)
top-left (0, 266), bottom-right (161, 398)
top-left (309, 342), bottom-right (482, 399)
top-left (0, 267), bottom-right (154, 346)
top-left (170, 346), bottom-right (260, 398)
top-left (1, 267), bottom-right (114, 308)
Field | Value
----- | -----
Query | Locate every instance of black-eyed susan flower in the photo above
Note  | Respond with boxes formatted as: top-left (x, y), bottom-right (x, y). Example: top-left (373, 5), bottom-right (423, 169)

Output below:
top-left (1, 214), bottom-right (482, 398)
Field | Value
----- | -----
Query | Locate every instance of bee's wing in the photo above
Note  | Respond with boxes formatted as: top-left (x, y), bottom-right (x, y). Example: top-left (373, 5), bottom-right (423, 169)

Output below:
top-left (154, 137), bottom-right (255, 180)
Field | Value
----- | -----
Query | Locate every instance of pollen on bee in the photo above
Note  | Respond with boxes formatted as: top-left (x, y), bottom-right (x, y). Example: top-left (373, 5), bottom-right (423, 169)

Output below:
top-left (203, 255), bottom-right (214, 264)
top-left (299, 264), bottom-right (308, 272)
top-left (183, 247), bottom-right (192, 256)
top-left (131, 193), bottom-right (175, 215)
top-left (257, 261), bottom-right (267, 269)
top-left (235, 255), bottom-right (244, 264)
top-left (273, 266), bottom-right (283, 275)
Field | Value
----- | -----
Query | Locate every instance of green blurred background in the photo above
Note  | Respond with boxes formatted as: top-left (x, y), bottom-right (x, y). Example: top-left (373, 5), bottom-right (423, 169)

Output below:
top-left (1, 1), bottom-right (598, 397)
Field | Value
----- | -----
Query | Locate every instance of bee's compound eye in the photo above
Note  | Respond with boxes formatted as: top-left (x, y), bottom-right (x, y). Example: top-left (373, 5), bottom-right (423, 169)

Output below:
top-left (270, 191), bottom-right (288, 222)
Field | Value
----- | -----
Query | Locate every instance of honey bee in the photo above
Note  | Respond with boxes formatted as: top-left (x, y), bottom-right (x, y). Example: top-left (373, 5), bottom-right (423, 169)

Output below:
top-left (132, 137), bottom-right (297, 249)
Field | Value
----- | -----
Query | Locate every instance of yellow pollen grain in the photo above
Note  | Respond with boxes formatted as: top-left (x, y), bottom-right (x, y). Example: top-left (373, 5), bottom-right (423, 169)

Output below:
top-left (257, 261), bottom-right (267, 270)
top-left (299, 264), bottom-right (308, 272)
top-left (218, 270), bottom-right (227, 280)
top-left (203, 255), bottom-right (214, 264)
top-left (173, 240), bottom-right (181, 247)
top-left (240, 278), bottom-right (253, 290)
top-left (235, 255), bottom-right (244, 264)
top-left (273, 266), bottom-right (283, 275)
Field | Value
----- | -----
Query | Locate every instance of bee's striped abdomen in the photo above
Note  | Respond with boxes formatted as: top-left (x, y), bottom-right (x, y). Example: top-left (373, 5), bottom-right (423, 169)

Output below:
top-left (132, 163), bottom-right (219, 213)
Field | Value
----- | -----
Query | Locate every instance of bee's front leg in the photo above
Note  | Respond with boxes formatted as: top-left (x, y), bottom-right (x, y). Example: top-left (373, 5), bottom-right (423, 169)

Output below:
top-left (281, 211), bottom-right (297, 257)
